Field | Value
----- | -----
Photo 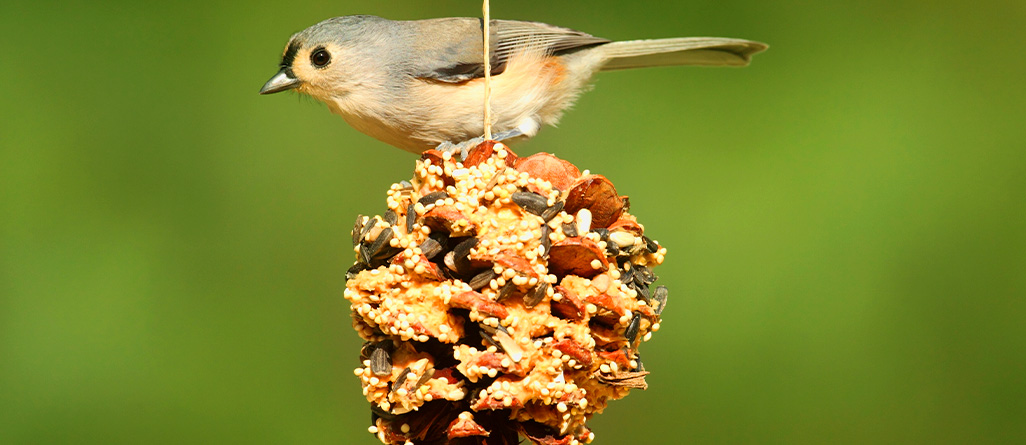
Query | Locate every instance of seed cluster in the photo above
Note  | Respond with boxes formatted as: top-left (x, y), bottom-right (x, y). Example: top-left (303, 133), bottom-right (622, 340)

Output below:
top-left (344, 142), bottom-right (668, 445)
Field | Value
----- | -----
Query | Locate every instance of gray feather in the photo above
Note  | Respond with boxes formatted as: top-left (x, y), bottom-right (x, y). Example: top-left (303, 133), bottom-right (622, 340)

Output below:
top-left (599, 38), bottom-right (768, 70)
top-left (409, 18), bottom-right (609, 83)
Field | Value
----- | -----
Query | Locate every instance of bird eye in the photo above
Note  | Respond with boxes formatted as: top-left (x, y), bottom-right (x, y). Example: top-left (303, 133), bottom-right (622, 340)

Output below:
top-left (311, 47), bottom-right (331, 68)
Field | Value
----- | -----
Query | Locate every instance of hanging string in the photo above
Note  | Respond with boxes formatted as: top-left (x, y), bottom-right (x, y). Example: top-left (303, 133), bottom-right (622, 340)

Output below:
top-left (483, 0), bottom-right (493, 140)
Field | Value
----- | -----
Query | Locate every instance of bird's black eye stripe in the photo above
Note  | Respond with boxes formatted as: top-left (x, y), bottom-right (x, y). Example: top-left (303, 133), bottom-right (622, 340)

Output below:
top-left (311, 47), bottom-right (331, 68)
top-left (281, 41), bottom-right (300, 69)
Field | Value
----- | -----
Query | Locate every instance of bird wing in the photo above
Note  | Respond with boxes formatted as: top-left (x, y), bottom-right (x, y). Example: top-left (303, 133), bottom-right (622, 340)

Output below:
top-left (411, 18), bottom-right (610, 83)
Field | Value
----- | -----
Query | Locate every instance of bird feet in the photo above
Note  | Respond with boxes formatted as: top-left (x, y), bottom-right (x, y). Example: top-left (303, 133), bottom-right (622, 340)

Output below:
top-left (436, 128), bottom-right (525, 160)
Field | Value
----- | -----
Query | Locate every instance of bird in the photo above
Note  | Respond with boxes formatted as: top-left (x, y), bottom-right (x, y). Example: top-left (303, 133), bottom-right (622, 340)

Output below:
top-left (260, 15), bottom-right (767, 154)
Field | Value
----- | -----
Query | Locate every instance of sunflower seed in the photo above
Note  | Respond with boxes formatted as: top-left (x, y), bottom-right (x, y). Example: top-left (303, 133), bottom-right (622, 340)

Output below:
top-left (620, 262), bottom-right (635, 285)
top-left (562, 222), bottom-right (578, 238)
top-left (605, 241), bottom-right (620, 257)
top-left (405, 203), bottom-right (416, 233)
top-left (419, 237), bottom-right (443, 259)
top-left (625, 313), bottom-right (641, 344)
top-left (644, 235), bottom-right (659, 253)
top-left (413, 366), bottom-right (435, 390)
top-left (512, 191), bottom-right (549, 216)
top-left (359, 244), bottom-right (372, 266)
top-left (360, 340), bottom-right (392, 361)
top-left (359, 216), bottom-right (378, 242)
top-left (540, 224), bottom-right (552, 257)
top-left (370, 347), bottom-right (392, 376)
top-left (371, 403), bottom-right (397, 421)
top-left (652, 285), bottom-right (668, 315)
top-left (347, 262), bottom-right (368, 279)
top-left (480, 324), bottom-right (523, 363)
top-left (452, 236), bottom-right (479, 275)
top-left (368, 227), bottom-right (396, 260)
top-left (540, 200), bottom-right (565, 222)
top-left (485, 169), bottom-right (504, 192)
top-left (524, 282), bottom-right (549, 308)
top-left (392, 365), bottom-right (412, 388)
top-left (496, 280), bottom-right (517, 302)
top-left (398, 180), bottom-right (413, 190)
top-left (418, 191), bottom-right (449, 206)
top-left (634, 265), bottom-right (657, 286)
top-left (383, 209), bottom-right (398, 226)
top-left (634, 282), bottom-right (651, 302)
top-left (633, 354), bottom-right (645, 372)
top-left (352, 215), bottom-right (366, 246)
top-left (444, 251), bottom-right (457, 271)
top-left (469, 269), bottom-right (498, 291)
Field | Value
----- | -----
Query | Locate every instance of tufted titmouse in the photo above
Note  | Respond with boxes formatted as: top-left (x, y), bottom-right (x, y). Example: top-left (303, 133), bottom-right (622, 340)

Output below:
top-left (260, 15), bottom-right (767, 153)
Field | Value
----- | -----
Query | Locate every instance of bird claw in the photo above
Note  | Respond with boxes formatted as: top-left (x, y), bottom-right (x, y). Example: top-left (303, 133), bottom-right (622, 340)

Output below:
top-left (436, 129), bottom-right (525, 161)
top-left (437, 137), bottom-right (486, 160)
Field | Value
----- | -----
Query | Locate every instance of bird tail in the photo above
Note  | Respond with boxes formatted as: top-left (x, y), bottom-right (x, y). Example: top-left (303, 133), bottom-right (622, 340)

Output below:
top-left (598, 37), bottom-right (768, 71)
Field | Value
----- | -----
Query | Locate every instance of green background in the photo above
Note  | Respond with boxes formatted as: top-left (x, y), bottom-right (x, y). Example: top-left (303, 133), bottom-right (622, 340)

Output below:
top-left (2, 0), bottom-right (1023, 443)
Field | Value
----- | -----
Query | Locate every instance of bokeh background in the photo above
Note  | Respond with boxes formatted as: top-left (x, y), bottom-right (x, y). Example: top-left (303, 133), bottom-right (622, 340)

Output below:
top-left (2, 0), bottom-right (1024, 443)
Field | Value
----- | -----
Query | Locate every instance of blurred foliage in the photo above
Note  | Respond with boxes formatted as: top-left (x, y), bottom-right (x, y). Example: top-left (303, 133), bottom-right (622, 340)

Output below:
top-left (1, 0), bottom-right (1024, 443)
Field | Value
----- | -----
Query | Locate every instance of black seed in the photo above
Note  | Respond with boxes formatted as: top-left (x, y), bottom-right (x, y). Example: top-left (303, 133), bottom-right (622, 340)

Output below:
top-left (562, 222), bottom-right (578, 238)
top-left (452, 237), bottom-right (479, 274)
top-left (652, 285), bottom-right (668, 315)
top-left (359, 341), bottom-right (375, 361)
top-left (392, 366), bottom-right (412, 388)
top-left (418, 191), bottom-right (449, 206)
top-left (625, 313), bottom-right (641, 344)
top-left (631, 244), bottom-right (648, 257)
top-left (347, 262), bottom-right (368, 279)
top-left (479, 327), bottom-right (500, 349)
top-left (369, 228), bottom-right (396, 260)
top-left (370, 347), bottom-right (392, 376)
top-left (635, 282), bottom-right (651, 302)
top-left (484, 170), bottom-right (503, 191)
top-left (413, 366), bottom-right (435, 390)
top-left (634, 265), bottom-right (657, 286)
top-left (620, 262), bottom-right (635, 284)
top-left (633, 354), bottom-right (645, 372)
top-left (383, 209), bottom-right (398, 226)
top-left (443, 251), bottom-right (457, 272)
top-left (605, 241), bottom-right (620, 257)
top-left (352, 215), bottom-right (366, 246)
top-left (540, 200), bottom-right (564, 222)
top-left (644, 235), bottom-right (659, 253)
top-left (370, 403), bottom-right (397, 421)
top-left (594, 228), bottom-right (610, 240)
top-left (469, 269), bottom-right (498, 290)
top-left (419, 237), bottom-right (443, 259)
top-left (361, 340), bottom-right (392, 361)
top-left (524, 282), bottom-right (548, 308)
top-left (359, 244), bottom-right (372, 265)
top-left (406, 203), bottom-right (416, 233)
top-left (540, 224), bottom-right (552, 257)
top-left (496, 280), bottom-right (516, 301)
top-left (511, 191), bottom-right (549, 216)
top-left (359, 216), bottom-right (377, 241)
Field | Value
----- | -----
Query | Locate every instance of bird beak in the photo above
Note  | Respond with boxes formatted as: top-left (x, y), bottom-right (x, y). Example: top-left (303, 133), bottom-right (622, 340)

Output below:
top-left (259, 68), bottom-right (301, 95)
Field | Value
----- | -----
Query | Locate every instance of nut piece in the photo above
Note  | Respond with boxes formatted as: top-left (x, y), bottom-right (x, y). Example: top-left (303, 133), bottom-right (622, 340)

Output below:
top-left (514, 152), bottom-right (581, 191)
top-left (564, 175), bottom-right (624, 229)
top-left (548, 237), bottom-right (609, 278)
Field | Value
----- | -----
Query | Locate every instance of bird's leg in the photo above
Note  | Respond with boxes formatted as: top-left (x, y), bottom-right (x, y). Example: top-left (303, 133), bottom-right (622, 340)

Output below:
top-left (436, 128), bottom-right (526, 161)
